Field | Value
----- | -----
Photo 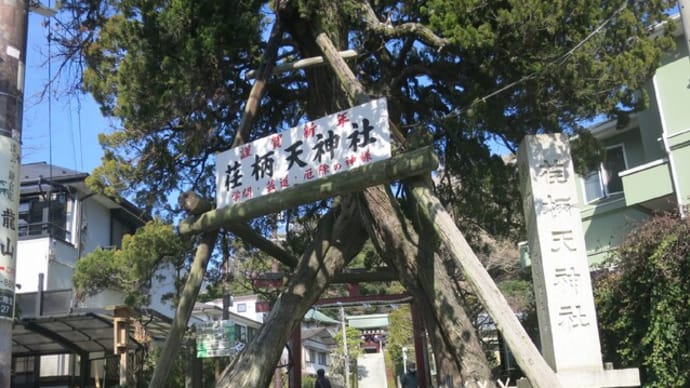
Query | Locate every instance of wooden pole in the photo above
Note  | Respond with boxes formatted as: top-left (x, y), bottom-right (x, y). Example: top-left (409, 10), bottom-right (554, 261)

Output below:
top-left (0, 2), bottom-right (28, 385)
top-left (309, 28), bottom-right (558, 386)
top-left (179, 146), bottom-right (438, 235)
top-left (147, 231), bottom-right (218, 388)
top-left (245, 49), bottom-right (357, 79)
top-left (406, 178), bottom-right (562, 388)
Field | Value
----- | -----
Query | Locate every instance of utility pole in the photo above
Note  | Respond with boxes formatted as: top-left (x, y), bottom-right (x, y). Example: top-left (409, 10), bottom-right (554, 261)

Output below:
top-left (340, 306), bottom-right (350, 388)
top-left (0, 2), bottom-right (56, 385)
top-left (0, 0), bottom-right (28, 386)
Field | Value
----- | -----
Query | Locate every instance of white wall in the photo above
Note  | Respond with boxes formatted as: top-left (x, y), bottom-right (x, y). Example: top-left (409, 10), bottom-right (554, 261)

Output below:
top-left (147, 263), bottom-right (177, 318)
top-left (40, 354), bottom-right (73, 377)
top-left (80, 198), bottom-right (111, 254)
top-left (16, 238), bottom-right (50, 293)
top-left (227, 295), bottom-right (266, 323)
top-left (46, 239), bottom-right (78, 290)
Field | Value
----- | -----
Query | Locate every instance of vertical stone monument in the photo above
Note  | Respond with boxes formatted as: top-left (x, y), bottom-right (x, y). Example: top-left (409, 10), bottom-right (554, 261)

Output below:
top-left (517, 134), bottom-right (639, 387)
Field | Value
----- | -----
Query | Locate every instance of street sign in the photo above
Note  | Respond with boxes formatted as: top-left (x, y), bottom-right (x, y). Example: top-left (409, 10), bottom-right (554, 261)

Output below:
top-left (195, 320), bottom-right (247, 358)
top-left (0, 135), bottom-right (19, 321)
top-left (216, 98), bottom-right (391, 208)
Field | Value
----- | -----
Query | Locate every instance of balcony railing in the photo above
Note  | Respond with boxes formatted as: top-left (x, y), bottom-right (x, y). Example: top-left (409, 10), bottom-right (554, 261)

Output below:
top-left (18, 222), bottom-right (71, 242)
top-left (619, 158), bottom-right (674, 207)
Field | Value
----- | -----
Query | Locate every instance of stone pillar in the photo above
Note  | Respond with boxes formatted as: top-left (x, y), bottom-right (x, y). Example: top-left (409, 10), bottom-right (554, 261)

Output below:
top-left (518, 134), bottom-right (639, 387)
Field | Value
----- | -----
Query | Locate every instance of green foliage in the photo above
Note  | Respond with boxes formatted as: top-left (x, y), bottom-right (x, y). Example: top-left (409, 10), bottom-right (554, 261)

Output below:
top-left (335, 325), bottom-right (364, 359)
top-left (497, 278), bottom-right (534, 314)
top-left (57, 0), bottom-right (266, 214)
top-left (302, 374), bottom-right (316, 388)
top-left (331, 325), bottom-right (363, 379)
top-left (52, 0), bottom-right (677, 235)
top-left (570, 129), bottom-right (605, 176)
top-left (73, 220), bottom-right (190, 306)
top-left (47, 0), bottom-right (682, 383)
top-left (594, 213), bottom-right (690, 387)
top-left (386, 305), bottom-right (414, 377)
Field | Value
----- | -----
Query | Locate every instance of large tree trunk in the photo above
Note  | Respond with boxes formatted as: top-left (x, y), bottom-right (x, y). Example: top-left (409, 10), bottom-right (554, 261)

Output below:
top-left (289, 3), bottom-right (495, 382)
top-left (357, 184), bottom-right (493, 386)
top-left (215, 196), bottom-right (367, 387)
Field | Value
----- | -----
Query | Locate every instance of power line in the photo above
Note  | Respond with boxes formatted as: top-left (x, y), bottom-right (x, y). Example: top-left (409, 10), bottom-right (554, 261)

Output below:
top-left (403, 3), bottom-right (629, 129)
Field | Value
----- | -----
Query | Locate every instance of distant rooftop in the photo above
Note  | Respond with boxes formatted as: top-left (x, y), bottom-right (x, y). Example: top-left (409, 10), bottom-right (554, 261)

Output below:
top-left (347, 313), bottom-right (389, 329)
top-left (20, 162), bottom-right (88, 184)
top-left (304, 308), bottom-right (339, 324)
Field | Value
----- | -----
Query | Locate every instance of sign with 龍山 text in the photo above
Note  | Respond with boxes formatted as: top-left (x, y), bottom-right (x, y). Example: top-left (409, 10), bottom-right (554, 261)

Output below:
top-left (216, 98), bottom-right (391, 208)
top-left (0, 134), bottom-right (19, 320)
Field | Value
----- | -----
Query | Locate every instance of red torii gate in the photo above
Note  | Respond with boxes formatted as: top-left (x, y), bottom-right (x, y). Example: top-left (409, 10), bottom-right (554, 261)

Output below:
top-left (251, 266), bottom-right (430, 388)
top-left (312, 293), bottom-right (429, 388)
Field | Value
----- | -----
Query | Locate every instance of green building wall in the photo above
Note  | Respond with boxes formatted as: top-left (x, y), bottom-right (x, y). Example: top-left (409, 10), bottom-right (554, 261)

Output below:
top-left (653, 34), bottom-right (690, 210)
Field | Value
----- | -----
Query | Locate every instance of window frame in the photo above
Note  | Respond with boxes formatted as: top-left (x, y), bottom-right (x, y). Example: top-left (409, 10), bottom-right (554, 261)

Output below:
top-left (581, 143), bottom-right (628, 204)
top-left (18, 191), bottom-right (73, 241)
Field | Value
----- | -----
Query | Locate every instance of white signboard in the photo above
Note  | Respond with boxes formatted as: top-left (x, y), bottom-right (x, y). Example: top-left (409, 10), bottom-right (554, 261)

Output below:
top-left (216, 98), bottom-right (391, 208)
top-left (0, 135), bottom-right (19, 320)
top-left (195, 320), bottom-right (246, 358)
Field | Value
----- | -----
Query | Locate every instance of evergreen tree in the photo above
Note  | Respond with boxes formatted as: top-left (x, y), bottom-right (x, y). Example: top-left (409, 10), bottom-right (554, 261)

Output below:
top-left (50, 0), bottom-right (676, 386)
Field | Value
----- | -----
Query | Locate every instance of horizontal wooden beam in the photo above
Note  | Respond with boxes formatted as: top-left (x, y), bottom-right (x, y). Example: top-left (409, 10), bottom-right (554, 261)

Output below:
top-left (251, 268), bottom-right (398, 284)
top-left (179, 146), bottom-right (438, 235)
top-left (225, 223), bottom-right (299, 268)
top-left (332, 269), bottom-right (398, 284)
top-left (313, 293), bottom-right (412, 308)
top-left (245, 50), bottom-right (357, 79)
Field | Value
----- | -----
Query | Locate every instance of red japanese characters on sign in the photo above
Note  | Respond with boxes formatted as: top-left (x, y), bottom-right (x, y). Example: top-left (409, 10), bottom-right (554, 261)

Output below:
top-left (215, 98), bottom-right (391, 208)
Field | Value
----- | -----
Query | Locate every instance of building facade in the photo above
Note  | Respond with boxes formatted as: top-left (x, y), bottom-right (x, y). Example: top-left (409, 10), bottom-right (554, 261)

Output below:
top-left (575, 14), bottom-right (690, 266)
top-left (11, 163), bottom-right (175, 387)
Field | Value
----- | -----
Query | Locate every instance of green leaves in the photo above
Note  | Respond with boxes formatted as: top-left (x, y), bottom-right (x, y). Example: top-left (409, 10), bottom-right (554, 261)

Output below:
top-left (594, 213), bottom-right (690, 387)
top-left (73, 219), bottom-right (190, 306)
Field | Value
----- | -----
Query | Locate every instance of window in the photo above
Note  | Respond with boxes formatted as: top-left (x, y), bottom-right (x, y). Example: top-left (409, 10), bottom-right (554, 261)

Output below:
top-left (582, 145), bottom-right (627, 203)
top-left (318, 352), bottom-right (327, 365)
top-left (308, 349), bottom-right (316, 363)
top-left (235, 325), bottom-right (247, 342)
top-left (18, 192), bottom-right (72, 241)
top-left (236, 303), bottom-right (247, 313)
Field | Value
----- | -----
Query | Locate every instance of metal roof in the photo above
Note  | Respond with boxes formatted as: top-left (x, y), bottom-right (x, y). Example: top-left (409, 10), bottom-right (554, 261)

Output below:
top-left (347, 314), bottom-right (389, 330)
top-left (18, 162), bottom-right (149, 224)
top-left (20, 162), bottom-right (88, 185)
top-left (304, 308), bottom-right (339, 324)
top-left (12, 309), bottom-right (172, 358)
top-left (301, 327), bottom-right (337, 346)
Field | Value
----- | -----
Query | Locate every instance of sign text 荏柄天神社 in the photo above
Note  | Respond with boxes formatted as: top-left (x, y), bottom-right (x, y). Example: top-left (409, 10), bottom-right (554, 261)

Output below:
top-left (216, 98), bottom-right (391, 208)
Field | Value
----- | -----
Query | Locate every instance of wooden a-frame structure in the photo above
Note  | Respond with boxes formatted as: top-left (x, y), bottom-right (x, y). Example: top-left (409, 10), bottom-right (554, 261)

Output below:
top-left (147, 19), bottom-right (563, 388)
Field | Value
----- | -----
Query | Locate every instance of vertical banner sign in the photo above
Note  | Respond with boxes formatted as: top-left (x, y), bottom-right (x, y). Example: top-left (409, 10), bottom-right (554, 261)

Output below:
top-left (0, 135), bottom-right (19, 320)
top-left (216, 98), bottom-right (391, 208)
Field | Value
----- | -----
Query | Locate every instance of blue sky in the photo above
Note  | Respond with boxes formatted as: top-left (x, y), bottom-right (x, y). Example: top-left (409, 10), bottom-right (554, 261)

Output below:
top-left (22, 12), bottom-right (109, 174)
